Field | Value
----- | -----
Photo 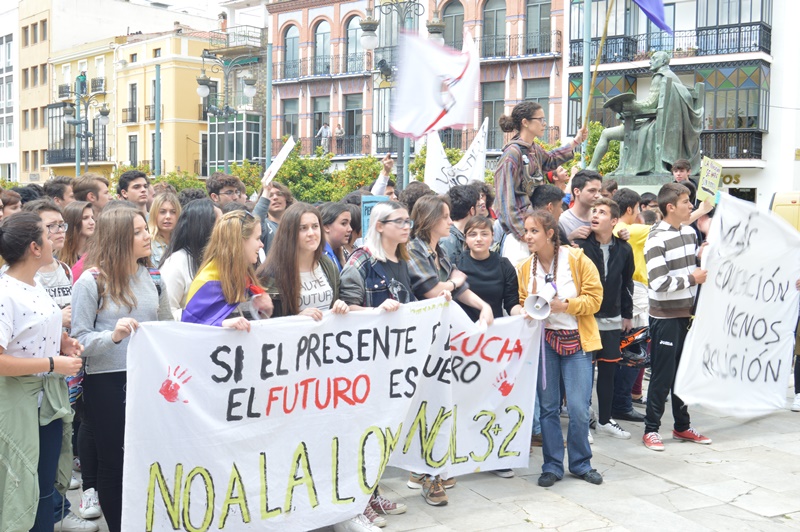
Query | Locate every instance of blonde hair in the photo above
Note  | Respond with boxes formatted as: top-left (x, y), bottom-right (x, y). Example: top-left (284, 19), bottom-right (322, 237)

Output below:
top-left (197, 210), bottom-right (262, 304)
top-left (362, 201), bottom-right (410, 262)
top-left (147, 191), bottom-right (181, 245)
top-left (85, 207), bottom-right (151, 311)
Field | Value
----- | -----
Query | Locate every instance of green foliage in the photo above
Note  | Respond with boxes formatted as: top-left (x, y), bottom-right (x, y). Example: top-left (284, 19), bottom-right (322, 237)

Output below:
top-left (151, 171), bottom-right (207, 193)
top-left (583, 121), bottom-right (621, 176)
top-left (228, 160), bottom-right (264, 197)
top-left (0, 179), bottom-right (16, 191)
top-left (408, 144), bottom-right (465, 182)
top-left (274, 141), bottom-right (337, 203)
top-left (330, 156), bottom-right (382, 200)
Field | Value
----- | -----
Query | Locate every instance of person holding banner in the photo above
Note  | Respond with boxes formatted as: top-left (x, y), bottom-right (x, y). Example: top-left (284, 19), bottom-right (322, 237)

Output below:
top-left (517, 209), bottom-right (604, 487)
top-left (494, 101), bottom-right (587, 266)
top-left (181, 210), bottom-right (273, 329)
top-left (0, 212), bottom-right (83, 532)
top-left (71, 207), bottom-right (173, 532)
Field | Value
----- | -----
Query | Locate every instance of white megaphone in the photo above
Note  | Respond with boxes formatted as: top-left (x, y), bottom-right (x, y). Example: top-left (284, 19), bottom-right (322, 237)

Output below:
top-left (524, 282), bottom-right (557, 320)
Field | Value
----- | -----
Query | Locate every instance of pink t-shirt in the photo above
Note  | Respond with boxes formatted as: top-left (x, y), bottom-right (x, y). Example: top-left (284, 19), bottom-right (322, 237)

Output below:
top-left (71, 255), bottom-right (87, 285)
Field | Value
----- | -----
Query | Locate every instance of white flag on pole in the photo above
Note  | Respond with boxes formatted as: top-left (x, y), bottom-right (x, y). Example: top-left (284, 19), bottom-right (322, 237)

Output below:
top-left (391, 30), bottom-right (479, 139)
top-left (424, 118), bottom-right (488, 195)
top-left (262, 136), bottom-right (296, 187)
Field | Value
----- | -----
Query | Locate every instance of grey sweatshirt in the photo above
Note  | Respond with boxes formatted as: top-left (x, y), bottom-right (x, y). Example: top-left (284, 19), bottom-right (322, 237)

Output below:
top-left (71, 265), bottom-right (173, 374)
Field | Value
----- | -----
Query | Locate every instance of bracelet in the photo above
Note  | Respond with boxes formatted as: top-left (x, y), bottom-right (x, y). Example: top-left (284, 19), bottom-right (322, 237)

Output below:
top-left (450, 281), bottom-right (457, 291)
top-left (48, 357), bottom-right (54, 373)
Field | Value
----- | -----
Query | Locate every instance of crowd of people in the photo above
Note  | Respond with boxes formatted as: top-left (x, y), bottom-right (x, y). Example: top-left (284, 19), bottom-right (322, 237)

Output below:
top-left (1, 100), bottom-right (799, 532)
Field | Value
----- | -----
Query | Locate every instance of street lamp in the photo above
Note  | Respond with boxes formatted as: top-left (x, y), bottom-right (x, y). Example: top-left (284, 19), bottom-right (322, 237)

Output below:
top-left (62, 74), bottom-right (110, 176)
top-left (196, 50), bottom-right (258, 174)
top-left (360, 1), bottom-right (438, 188)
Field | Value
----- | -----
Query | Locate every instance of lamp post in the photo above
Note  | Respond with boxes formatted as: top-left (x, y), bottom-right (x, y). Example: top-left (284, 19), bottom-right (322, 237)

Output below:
top-left (62, 73), bottom-right (110, 176)
top-left (196, 50), bottom-right (257, 174)
top-left (360, 1), bottom-right (441, 189)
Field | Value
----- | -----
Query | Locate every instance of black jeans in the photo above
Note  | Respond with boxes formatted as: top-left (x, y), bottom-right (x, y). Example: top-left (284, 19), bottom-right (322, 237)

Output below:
top-left (82, 372), bottom-right (126, 532)
top-left (644, 317), bottom-right (691, 434)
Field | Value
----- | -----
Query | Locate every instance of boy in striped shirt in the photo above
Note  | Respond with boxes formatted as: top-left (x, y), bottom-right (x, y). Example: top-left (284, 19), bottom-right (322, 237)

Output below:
top-left (642, 183), bottom-right (711, 451)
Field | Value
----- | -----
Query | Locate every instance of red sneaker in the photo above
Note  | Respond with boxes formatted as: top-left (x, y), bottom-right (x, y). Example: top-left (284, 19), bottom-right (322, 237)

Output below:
top-left (673, 427), bottom-right (712, 444)
top-left (642, 432), bottom-right (664, 451)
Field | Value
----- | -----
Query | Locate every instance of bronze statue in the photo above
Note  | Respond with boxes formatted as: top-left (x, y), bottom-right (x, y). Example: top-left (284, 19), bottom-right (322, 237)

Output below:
top-left (588, 51), bottom-right (704, 181)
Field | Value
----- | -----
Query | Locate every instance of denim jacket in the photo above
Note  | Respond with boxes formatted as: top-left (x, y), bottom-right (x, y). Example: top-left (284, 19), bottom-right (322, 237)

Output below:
top-left (340, 247), bottom-right (416, 308)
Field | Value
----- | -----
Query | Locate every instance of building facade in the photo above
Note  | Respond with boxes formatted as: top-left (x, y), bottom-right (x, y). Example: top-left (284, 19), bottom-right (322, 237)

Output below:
top-left (0, 3), bottom-right (18, 182)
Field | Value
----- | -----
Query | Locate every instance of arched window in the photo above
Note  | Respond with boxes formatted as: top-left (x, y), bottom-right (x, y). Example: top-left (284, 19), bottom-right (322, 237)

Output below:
top-left (345, 16), bottom-right (363, 72)
top-left (443, 1), bottom-right (464, 49)
top-left (314, 21), bottom-right (331, 75)
top-left (482, 0), bottom-right (506, 57)
top-left (284, 25), bottom-right (299, 78)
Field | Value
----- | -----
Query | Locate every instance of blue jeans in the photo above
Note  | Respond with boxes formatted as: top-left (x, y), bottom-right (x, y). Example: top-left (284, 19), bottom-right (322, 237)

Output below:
top-left (612, 364), bottom-right (640, 413)
top-left (537, 342), bottom-right (593, 478)
top-left (31, 419), bottom-right (63, 532)
top-left (532, 390), bottom-right (541, 435)
top-left (53, 488), bottom-right (72, 522)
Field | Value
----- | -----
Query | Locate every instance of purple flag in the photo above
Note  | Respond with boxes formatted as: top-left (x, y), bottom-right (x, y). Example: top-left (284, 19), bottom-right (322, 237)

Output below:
top-left (633, 0), bottom-right (673, 34)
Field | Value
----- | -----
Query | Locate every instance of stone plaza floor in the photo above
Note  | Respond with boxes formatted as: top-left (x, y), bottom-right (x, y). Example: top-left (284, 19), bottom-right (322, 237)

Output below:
top-left (67, 386), bottom-right (800, 531)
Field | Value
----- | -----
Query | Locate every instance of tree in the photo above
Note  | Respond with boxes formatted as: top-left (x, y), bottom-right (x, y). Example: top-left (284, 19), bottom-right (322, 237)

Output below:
top-left (330, 156), bottom-right (382, 200)
top-left (274, 143), bottom-right (337, 203)
top-left (150, 171), bottom-right (207, 192)
top-left (228, 160), bottom-right (263, 197)
top-left (407, 144), bottom-right (464, 182)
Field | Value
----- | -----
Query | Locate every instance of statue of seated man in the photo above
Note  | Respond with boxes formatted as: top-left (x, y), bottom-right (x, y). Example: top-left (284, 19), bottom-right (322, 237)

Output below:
top-left (588, 51), bottom-right (703, 177)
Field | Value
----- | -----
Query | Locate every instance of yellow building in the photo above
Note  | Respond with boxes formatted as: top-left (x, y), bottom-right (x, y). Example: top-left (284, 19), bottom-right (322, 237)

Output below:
top-left (18, 0), bottom-right (50, 182)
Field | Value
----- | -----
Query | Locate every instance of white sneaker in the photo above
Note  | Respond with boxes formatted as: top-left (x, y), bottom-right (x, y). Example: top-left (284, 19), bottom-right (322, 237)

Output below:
top-left (792, 393), bottom-right (800, 412)
top-left (79, 488), bottom-right (102, 520)
top-left (587, 430), bottom-right (594, 444)
top-left (332, 514), bottom-right (381, 532)
top-left (54, 512), bottom-right (99, 532)
top-left (68, 473), bottom-right (80, 490)
top-left (597, 420), bottom-right (632, 439)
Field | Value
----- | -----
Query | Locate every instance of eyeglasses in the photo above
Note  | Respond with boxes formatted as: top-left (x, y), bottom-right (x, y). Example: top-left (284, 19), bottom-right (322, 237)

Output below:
top-left (46, 222), bottom-right (69, 234)
top-left (221, 189), bottom-right (243, 197)
top-left (380, 218), bottom-right (414, 228)
top-left (529, 117), bottom-right (547, 124)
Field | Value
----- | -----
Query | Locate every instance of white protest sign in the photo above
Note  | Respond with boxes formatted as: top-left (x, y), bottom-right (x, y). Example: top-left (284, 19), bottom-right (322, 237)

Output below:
top-left (424, 118), bottom-right (488, 195)
top-left (122, 301), bottom-right (541, 531)
top-left (262, 136), bottom-right (296, 187)
top-left (697, 156), bottom-right (723, 204)
top-left (674, 193), bottom-right (800, 417)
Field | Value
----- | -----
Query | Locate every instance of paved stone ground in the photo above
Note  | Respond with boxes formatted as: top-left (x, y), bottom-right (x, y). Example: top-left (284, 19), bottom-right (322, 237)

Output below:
top-left (67, 385), bottom-right (800, 532)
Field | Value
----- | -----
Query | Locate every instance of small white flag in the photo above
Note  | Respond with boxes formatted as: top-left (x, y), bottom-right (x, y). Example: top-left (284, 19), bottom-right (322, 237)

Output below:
top-left (424, 118), bottom-right (488, 195)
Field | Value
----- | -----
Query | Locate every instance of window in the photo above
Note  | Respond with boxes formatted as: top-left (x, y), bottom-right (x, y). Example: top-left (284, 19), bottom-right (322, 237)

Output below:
top-left (130, 53), bottom-right (138, 63)
top-left (40, 63), bottom-right (47, 84)
top-left (32, 108), bottom-right (38, 129)
top-left (570, 0), bottom-right (628, 40)
top-left (312, 96), bottom-right (330, 151)
top-left (0, 84), bottom-right (3, 107)
top-left (31, 66), bottom-right (38, 86)
top-left (283, 26), bottom-right (300, 78)
top-left (443, 2), bottom-right (465, 49)
top-left (22, 26), bottom-right (29, 47)
top-left (40, 20), bottom-right (47, 41)
top-left (5, 120), bottom-right (12, 147)
top-left (207, 113), bottom-right (262, 172)
top-left (526, 0), bottom-right (552, 53)
top-left (153, 48), bottom-right (161, 58)
top-left (698, 0), bottom-right (772, 26)
top-left (32, 150), bottom-right (38, 170)
top-left (0, 122), bottom-right (4, 147)
top-left (525, 79), bottom-right (550, 123)
top-left (344, 94), bottom-right (363, 154)
top-left (5, 81), bottom-right (11, 107)
top-left (62, 64), bottom-right (71, 84)
top-left (647, 3), bottom-right (675, 51)
top-left (482, 0), bottom-right (507, 57)
top-left (23, 68), bottom-right (29, 89)
top-left (697, 65), bottom-right (769, 131)
top-left (93, 116), bottom-right (107, 161)
top-left (482, 82), bottom-right (505, 149)
top-left (345, 16), bottom-right (363, 72)
top-left (23, 110), bottom-right (29, 130)
top-left (40, 106), bottom-right (46, 128)
top-left (5, 40), bottom-right (11, 66)
top-left (282, 98), bottom-right (299, 137)
top-left (23, 151), bottom-right (29, 171)
top-left (313, 21), bottom-right (331, 75)
top-left (31, 23), bottom-right (38, 45)
top-left (129, 135), bottom-right (138, 166)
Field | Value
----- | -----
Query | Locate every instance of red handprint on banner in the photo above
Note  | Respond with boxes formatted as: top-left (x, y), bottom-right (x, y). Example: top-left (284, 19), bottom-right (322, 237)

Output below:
top-left (159, 365), bottom-right (192, 403)
top-left (494, 370), bottom-right (514, 397)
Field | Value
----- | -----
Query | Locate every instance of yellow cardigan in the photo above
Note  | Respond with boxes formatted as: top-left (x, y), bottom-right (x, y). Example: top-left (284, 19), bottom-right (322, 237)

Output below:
top-left (517, 246), bottom-right (603, 353)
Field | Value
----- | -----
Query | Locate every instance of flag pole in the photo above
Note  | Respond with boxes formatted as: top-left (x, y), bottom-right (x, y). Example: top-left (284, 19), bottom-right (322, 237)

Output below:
top-left (582, 0), bottom-right (616, 130)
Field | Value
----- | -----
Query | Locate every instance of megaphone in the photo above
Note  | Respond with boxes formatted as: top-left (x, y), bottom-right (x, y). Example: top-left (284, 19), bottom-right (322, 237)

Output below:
top-left (524, 282), bottom-right (557, 320)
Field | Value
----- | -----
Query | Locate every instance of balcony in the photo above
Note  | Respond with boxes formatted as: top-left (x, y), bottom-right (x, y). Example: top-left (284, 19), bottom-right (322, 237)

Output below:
top-left (122, 107), bottom-right (138, 123)
top-left (274, 60), bottom-right (302, 80)
top-left (272, 53), bottom-right (373, 81)
top-left (46, 148), bottom-right (108, 165)
top-left (91, 77), bottom-right (105, 93)
top-left (569, 23), bottom-right (772, 66)
top-left (144, 105), bottom-right (163, 121)
top-left (478, 31), bottom-right (563, 59)
top-left (208, 25), bottom-right (266, 55)
top-left (700, 131), bottom-right (763, 160)
top-left (438, 126), bottom-right (561, 151)
top-left (271, 135), bottom-right (371, 157)
top-left (58, 84), bottom-right (70, 98)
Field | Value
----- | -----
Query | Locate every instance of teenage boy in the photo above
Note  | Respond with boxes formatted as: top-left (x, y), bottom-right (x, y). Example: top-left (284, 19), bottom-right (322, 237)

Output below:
top-left (254, 181), bottom-right (295, 254)
top-left (611, 188), bottom-right (650, 420)
top-left (440, 185), bottom-right (480, 264)
top-left (531, 184), bottom-right (569, 245)
top-left (559, 170), bottom-right (602, 243)
top-left (642, 183), bottom-right (710, 451)
top-left (116, 170), bottom-right (150, 215)
top-left (574, 198), bottom-right (635, 440)
top-left (205, 172), bottom-right (244, 207)
top-left (671, 159), bottom-right (693, 184)
top-left (73, 174), bottom-right (112, 214)
top-left (44, 176), bottom-right (75, 208)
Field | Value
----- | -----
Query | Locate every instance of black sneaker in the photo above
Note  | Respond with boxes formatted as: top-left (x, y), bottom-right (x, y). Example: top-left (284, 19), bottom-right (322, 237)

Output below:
top-left (576, 469), bottom-right (603, 485)
top-left (537, 472), bottom-right (560, 487)
top-left (612, 409), bottom-right (646, 422)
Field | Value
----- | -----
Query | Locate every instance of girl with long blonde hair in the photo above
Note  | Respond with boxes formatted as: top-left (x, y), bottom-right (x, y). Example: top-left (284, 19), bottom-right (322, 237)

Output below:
top-left (182, 210), bottom-right (273, 330)
top-left (71, 207), bottom-right (172, 532)
top-left (58, 200), bottom-right (95, 267)
top-left (147, 191), bottom-right (180, 266)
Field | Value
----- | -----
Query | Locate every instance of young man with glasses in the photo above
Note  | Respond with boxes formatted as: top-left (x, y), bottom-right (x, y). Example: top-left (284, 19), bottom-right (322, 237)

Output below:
top-left (205, 172), bottom-right (245, 207)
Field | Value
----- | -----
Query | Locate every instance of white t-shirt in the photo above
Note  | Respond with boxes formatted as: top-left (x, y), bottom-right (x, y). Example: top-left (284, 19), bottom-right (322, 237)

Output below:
top-left (35, 259), bottom-right (73, 309)
top-left (0, 274), bottom-right (62, 366)
top-left (299, 264), bottom-right (333, 311)
top-left (529, 246), bottom-right (579, 331)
